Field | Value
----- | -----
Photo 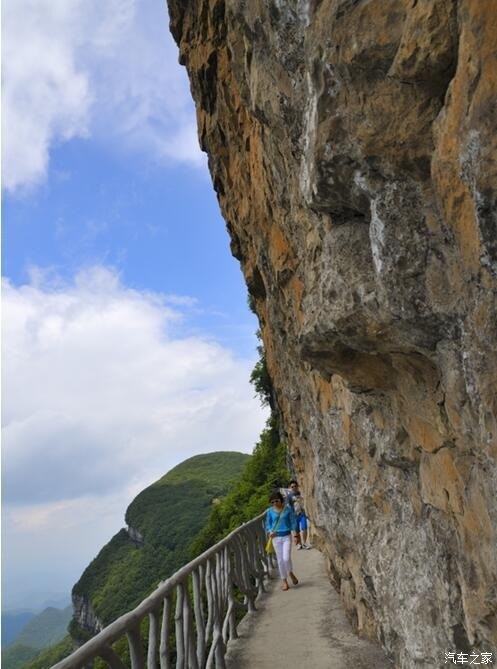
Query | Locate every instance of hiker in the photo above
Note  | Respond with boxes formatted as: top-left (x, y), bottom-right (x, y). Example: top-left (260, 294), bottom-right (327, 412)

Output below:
top-left (265, 489), bottom-right (300, 591)
top-left (286, 480), bottom-right (311, 549)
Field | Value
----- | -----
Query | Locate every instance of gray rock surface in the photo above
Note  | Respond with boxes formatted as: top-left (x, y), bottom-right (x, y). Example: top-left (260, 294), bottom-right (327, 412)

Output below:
top-left (72, 595), bottom-right (102, 637)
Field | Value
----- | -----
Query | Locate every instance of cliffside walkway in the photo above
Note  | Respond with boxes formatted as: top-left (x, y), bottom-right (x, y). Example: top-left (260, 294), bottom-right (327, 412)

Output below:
top-left (52, 514), bottom-right (390, 669)
top-left (225, 546), bottom-right (391, 669)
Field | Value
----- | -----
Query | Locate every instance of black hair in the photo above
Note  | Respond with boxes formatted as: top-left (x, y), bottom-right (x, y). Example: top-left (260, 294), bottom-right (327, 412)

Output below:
top-left (289, 479), bottom-right (298, 486)
top-left (268, 489), bottom-right (284, 503)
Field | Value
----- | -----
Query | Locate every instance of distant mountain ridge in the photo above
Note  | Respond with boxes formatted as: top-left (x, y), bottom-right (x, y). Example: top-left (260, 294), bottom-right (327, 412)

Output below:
top-left (13, 607), bottom-right (72, 649)
top-left (1, 612), bottom-right (36, 647)
top-left (2, 606), bottom-right (72, 669)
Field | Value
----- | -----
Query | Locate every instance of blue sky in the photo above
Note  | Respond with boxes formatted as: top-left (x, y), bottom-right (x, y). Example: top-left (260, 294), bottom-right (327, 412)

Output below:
top-left (2, 0), bottom-right (266, 611)
top-left (3, 138), bottom-right (256, 354)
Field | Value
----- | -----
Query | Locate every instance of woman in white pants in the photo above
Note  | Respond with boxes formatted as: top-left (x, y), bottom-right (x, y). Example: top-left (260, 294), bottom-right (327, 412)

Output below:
top-left (265, 490), bottom-right (299, 590)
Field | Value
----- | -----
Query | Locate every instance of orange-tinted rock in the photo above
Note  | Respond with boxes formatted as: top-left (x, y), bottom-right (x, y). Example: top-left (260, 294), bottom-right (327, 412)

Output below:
top-left (168, 0), bottom-right (497, 665)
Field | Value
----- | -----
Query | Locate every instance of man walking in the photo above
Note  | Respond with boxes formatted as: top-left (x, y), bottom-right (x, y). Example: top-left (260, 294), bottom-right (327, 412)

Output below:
top-left (286, 480), bottom-right (311, 549)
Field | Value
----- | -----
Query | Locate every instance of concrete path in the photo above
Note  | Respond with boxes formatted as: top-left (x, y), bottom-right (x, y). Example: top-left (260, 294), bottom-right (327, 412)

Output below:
top-left (225, 547), bottom-right (392, 669)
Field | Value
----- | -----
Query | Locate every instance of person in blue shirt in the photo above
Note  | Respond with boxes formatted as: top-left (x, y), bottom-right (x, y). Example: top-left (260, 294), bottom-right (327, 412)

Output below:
top-left (265, 489), bottom-right (299, 591)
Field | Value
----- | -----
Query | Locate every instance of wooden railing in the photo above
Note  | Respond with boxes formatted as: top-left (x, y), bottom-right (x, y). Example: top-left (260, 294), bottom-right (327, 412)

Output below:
top-left (52, 513), bottom-right (271, 669)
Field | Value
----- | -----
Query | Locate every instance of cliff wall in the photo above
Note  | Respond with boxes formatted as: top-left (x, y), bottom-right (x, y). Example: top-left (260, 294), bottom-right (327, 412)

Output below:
top-left (167, 1), bottom-right (497, 666)
top-left (72, 595), bottom-right (103, 638)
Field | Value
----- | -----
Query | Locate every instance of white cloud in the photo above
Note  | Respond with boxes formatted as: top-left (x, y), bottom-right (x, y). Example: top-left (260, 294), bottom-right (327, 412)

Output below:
top-left (2, 266), bottom-right (265, 505)
top-left (2, 0), bottom-right (203, 193)
top-left (2, 266), bottom-right (267, 604)
top-left (2, 487), bottom-right (141, 609)
top-left (2, 0), bottom-right (92, 191)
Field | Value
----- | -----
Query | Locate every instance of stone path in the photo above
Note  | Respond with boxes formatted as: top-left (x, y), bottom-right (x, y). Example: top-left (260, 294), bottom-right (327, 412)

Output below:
top-left (225, 546), bottom-right (392, 669)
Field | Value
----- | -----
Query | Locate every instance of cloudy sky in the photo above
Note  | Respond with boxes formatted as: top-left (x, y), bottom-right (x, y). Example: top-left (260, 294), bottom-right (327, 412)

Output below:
top-left (2, 0), bottom-right (267, 610)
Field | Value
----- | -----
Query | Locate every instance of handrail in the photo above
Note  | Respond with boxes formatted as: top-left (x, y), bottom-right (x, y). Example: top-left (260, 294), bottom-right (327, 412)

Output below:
top-left (52, 513), bottom-right (272, 669)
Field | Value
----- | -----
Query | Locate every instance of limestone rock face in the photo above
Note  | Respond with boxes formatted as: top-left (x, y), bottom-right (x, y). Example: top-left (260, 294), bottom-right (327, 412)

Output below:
top-left (72, 594), bottom-right (102, 637)
top-left (167, 1), bottom-right (497, 665)
top-left (127, 525), bottom-right (145, 547)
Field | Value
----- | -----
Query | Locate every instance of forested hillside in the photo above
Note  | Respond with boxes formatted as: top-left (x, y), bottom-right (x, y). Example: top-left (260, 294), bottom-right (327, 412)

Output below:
top-left (71, 451), bottom-right (250, 637)
top-left (2, 607), bottom-right (72, 669)
top-left (2, 612), bottom-right (35, 647)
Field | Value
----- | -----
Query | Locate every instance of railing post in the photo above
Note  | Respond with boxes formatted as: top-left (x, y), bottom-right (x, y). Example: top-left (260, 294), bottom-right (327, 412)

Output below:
top-left (214, 552), bottom-right (227, 663)
top-left (204, 559), bottom-right (213, 650)
top-left (127, 624), bottom-right (145, 669)
top-left (192, 568), bottom-right (206, 666)
top-left (174, 585), bottom-right (185, 669)
top-left (159, 594), bottom-right (172, 669)
top-left (182, 577), bottom-right (198, 669)
top-left (147, 610), bottom-right (159, 669)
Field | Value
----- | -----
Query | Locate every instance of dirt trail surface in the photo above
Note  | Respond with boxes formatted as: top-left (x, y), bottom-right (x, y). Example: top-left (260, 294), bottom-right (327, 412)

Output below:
top-left (226, 547), bottom-right (392, 669)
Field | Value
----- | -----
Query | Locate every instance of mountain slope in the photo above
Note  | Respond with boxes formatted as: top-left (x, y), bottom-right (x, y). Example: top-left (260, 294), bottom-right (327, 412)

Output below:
top-left (19, 636), bottom-right (74, 669)
top-left (2, 644), bottom-right (38, 669)
top-left (70, 451), bottom-right (250, 637)
top-left (11, 607), bottom-right (72, 650)
top-left (2, 606), bottom-right (72, 669)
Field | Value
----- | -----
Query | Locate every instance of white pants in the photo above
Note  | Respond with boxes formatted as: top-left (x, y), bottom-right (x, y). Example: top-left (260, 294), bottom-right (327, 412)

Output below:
top-left (273, 534), bottom-right (293, 579)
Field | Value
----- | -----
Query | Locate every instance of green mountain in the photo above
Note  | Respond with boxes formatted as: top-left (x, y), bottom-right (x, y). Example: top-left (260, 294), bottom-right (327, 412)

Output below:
top-left (19, 636), bottom-right (74, 669)
top-left (2, 607), bottom-right (72, 669)
top-left (70, 451), bottom-right (250, 638)
top-left (2, 644), bottom-right (38, 669)
top-left (12, 607), bottom-right (72, 649)
top-left (18, 437), bottom-right (287, 669)
top-left (12, 452), bottom-right (249, 669)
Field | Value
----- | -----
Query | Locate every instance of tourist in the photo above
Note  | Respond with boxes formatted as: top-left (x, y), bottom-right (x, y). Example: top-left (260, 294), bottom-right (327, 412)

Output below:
top-left (286, 480), bottom-right (311, 549)
top-left (265, 490), bottom-right (300, 591)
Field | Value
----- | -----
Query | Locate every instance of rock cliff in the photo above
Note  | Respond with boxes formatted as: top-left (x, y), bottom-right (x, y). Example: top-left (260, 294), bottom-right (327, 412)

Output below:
top-left (167, 1), bottom-right (497, 666)
top-left (72, 595), bottom-right (102, 637)
top-left (126, 525), bottom-right (145, 547)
